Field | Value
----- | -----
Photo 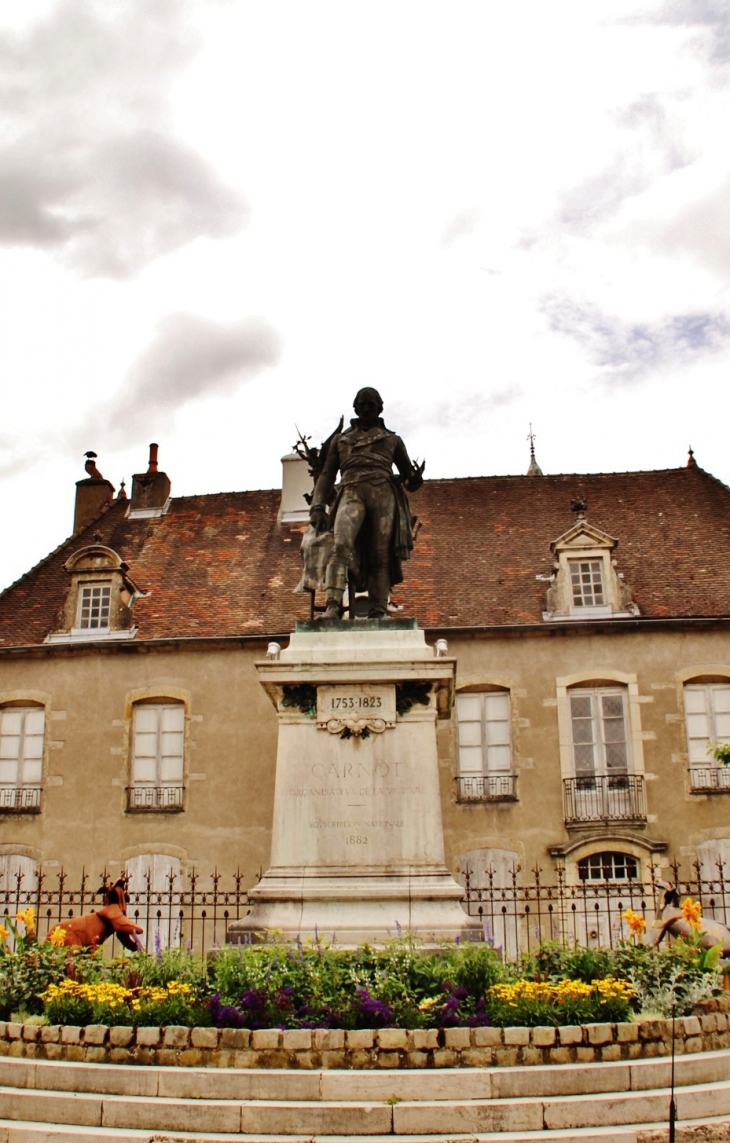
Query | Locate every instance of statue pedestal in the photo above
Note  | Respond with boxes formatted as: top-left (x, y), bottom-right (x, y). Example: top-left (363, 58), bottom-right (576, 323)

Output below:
top-left (228, 620), bottom-right (481, 946)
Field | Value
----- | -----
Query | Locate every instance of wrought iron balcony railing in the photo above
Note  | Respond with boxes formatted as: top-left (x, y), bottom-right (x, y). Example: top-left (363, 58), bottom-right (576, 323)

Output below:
top-left (126, 786), bottom-right (185, 812)
top-left (563, 774), bottom-right (646, 824)
top-left (456, 774), bottom-right (517, 803)
top-left (0, 786), bottom-right (42, 813)
top-left (689, 766), bottom-right (730, 793)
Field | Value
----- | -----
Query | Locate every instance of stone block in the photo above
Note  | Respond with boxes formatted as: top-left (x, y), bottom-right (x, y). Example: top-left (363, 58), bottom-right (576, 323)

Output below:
top-left (350, 1050), bottom-right (373, 1068)
top-left (321, 1050), bottom-right (346, 1068)
top-left (639, 1019), bottom-right (665, 1041)
top-left (531, 1026), bottom-right (555, 1046)
top-left (495, 1048), bottom-right (519, 1067)
top-left (65, 1045), bottom-right (84, 1061)
top-left (40, 1026), bottom-right (61, 1043)
top-left (433, 1048), bottom-right (458, 1067)
top-left (521, 1047), bottom-right (543, 1066)
top-left (411, 1028), bottom-right (439, 1050)
top-left (156, 1048), bottom-right (178, 1066)
top-left (601, 1043), bottom-right (621, 1061)
top-left (191, 1027), bottom-right (219, 1049)
top-left (294, 1050), bottom-right (316, 1069)
top-left (681, 1016), bottom-right (701, 1037)
top-left (685, 1036), bottom-right (703, 1053)
top-left (84, 1047), bottom-right (107, 1063)
top-left (376, 1050), bottom-right (401, 1069)
top-left (5, 1024), bottom-right (22, 1041)
top-left (21, 1025), bottom-right (40, 1042)
top-left (461, 1047), bottom-right (493, 1067)
top-left (558, 1025), bottom-right (583, 1046)
top-left (44, 1043), bottom-right (62, 1060)
top-left (628, 1042), bottom-right (643, 1059)
top-left (617, 1022), bottom-right (639, 1043)
top-left (109, 1048), bottom-right (130, 1063)
top-left (282, 1029), bottom-right (312, 1051)
top-left (163, 1026), bottom-right (190, 1049)
top-left (60, 1026), bottom-right (81, 1045)
top-left (474, 1026), bottom-right (503, 1047)
top-left (109, 1026), bottom-right (134, 1047)
top-left (587, 1022), bottom-right (613, 1045)
top-left (0, 1023), bottom-right (5, 1038)
top-left (701, 1013), bottom-right (718, 1033)
top-left (136, 1027), bottom-right (161, 1047)
top-left (25, 1043), bottom-right (38, 1058)
top-left (134, 1048), bottom-right (154, 1065)
top-left (8, 1041), bottom-right (23, 1057)
top-left (82, 1025), bottom-right (108, 1046)
top-left (231, 1050), bottom-right (256, 1067)
top-left (406, 1050), bottom-right (429, 1068)
top-left (503, 1026), bottom-right (529, 1046)
top-left (313, 1029), bottom-right (344, 1051)
top-left (444, 1027), bottom-right (471, 1050)
top-left (346, 1029), bottom-right (374, 1050)
top-left (549, 1047), bottom-right (572, 1064)
top-left (220, 1028), bottom-right (250, 1050)
top-left (716, 1013), bottom-right (728, 1032)
top-left (576, 1046), bottom-right (596, 1062)
top-left (179, 1049), bottom-right (203, 1067)
top-left (377, 1028), bottom-right (408, 1050)
top-left (251, 1029), bottom-right (280, 1050)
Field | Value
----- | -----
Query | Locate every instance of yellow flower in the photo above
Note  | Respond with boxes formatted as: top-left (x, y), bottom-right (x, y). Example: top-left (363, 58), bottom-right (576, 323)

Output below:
top-left (622, 909), bottom-right (647, 936)
top-left (48, 926), bottom-right (67, 948)
top-left (0, 925), bottom-right (9, 943)
top-left (681, 897), bottom-right (703, 931)
top-left (418, 996), bottom-right (439, 1011)
top-left (15, 907), bottom-right (35, 934)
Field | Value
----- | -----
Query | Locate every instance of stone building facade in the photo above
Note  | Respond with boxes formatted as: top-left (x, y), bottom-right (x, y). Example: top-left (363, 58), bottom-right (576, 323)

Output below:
top-left (1, 444), bottom-right (729, 918)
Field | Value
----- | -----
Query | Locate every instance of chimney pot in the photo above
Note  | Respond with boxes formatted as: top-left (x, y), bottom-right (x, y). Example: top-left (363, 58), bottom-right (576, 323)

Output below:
top-left (148, 443), bottom-right (159, 473)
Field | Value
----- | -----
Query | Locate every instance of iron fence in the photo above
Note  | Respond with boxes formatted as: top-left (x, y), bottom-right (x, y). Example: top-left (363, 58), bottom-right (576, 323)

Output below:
top-left (1, 858), bottom-right (729, 959)
top-left (0, 867), bottom-right (253, 957)
top-left (461, 857), bottom-right (730, 957)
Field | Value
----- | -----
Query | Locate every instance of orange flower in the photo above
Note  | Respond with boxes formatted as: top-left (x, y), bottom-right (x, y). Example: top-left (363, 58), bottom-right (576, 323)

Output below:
top-left (681, 897), bottom-right (703, 931)
top-left (48, 926), bottom-right (67, 948)
top-left (622, 908), bottom-right (646, 936)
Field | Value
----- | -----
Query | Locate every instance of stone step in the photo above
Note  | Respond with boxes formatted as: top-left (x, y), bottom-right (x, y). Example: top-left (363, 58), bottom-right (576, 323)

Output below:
top-left (1, 1078), bottom-right (730, 1136)
top-left (2, 1050), bottom-right (729, 1102)
top-left (1, 1116), bottom-right (730, 1143)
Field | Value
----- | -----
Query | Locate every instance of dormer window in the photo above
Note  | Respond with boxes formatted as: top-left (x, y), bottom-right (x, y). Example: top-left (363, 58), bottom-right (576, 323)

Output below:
top-left (46, 545), bottom-right (141, 644)
top-left (544, 520), bottom-right (638, 621)
top-left (78, 584), bottom-right (111, 630)
top-left (570, 560), bottom-right (605, 608)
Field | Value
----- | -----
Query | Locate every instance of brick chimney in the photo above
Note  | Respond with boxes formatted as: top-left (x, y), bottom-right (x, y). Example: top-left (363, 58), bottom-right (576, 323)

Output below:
top-left (74, 452), bottom-right (115, 533)
top-left (129, 443), bottom-right (171, 516)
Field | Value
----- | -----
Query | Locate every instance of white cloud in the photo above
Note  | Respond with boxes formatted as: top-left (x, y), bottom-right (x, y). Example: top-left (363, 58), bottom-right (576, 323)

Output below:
top-left (0, 0), bottom-right (247, 276)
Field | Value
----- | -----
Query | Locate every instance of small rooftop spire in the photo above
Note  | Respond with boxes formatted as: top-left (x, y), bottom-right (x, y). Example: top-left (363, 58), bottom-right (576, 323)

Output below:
top-left (526, 424), bottom-right (543, 476)
top-left (687, 445), bottom-right (696, 468)
top-left (116, 478), bottom-right (127, 501)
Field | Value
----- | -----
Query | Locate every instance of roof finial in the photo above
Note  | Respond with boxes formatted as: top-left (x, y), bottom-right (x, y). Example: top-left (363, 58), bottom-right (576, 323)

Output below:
top-left (687, 445), bottom-right (696, 468)
top-left (526, 424), bottom-right (543, 476)
top-left (571, 497), bottom-right (587, 520)
top-left (116, 478), bottom-right (127, 501)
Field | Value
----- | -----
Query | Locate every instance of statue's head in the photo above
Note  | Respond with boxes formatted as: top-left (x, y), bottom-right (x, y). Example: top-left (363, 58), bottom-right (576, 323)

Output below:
top-left (353, 387), bottom-right (383, 419)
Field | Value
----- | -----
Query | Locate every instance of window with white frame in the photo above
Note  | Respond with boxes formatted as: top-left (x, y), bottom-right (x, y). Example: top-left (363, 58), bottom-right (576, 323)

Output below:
top-left (684, 683), bottom-right (730, 791)
top-left (125, 853), bottom-right (182, 950)
top-left (78, 583), bottom-right (111, 630)
top-left (129, 703), bottom-right (184, 810)
top-left (569, 560), bottom-right (605, 608)
top-left (455, 692), bottom-right (514, 799)
top-left (577, 851), bottom-right (638, 881)
top-left (0, 707), bottom-right (44, 809)
top-left (569, 688), bottom-right (629, 777)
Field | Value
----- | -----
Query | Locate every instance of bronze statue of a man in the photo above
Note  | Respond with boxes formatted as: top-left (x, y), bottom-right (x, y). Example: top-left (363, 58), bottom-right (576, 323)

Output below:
top-left (309, 388), bottom-right (424, 620)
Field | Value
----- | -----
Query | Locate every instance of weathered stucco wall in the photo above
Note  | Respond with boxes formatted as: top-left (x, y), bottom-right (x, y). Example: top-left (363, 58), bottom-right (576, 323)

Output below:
top-left (0, 622), bottom-right (729, 890)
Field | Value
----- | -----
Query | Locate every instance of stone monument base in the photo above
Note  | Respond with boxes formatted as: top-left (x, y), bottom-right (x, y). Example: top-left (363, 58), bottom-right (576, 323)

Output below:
top-left (228, 621), bottom-right (482, 947)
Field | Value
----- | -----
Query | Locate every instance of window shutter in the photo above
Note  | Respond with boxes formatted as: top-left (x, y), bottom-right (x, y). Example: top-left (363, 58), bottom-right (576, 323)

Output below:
top-left (484, 692), bottom-right (511, 772)
top-left (456, 694), bottom-right (484, 774)
top-left (159, 705), bottom-right (184, 783)
top-left (570, 693), bottom-right (596, 774)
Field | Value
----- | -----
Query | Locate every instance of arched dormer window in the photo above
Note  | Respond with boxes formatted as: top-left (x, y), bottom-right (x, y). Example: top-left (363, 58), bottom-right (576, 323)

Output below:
top-left (46, 545), bottom-right (141, 644)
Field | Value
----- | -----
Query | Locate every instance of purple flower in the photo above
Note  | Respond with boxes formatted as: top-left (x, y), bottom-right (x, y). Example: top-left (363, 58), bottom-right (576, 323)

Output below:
top-left (355, 988), bottom-right (394, 1027)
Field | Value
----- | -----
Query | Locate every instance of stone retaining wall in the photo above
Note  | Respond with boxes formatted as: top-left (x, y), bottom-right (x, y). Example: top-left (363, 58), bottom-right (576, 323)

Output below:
top-left (2, 997), bottom-right (728, 1070)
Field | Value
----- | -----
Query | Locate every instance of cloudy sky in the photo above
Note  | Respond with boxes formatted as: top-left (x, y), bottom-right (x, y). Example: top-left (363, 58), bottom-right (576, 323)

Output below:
top-left (1, 0), bottom-right (729, 590)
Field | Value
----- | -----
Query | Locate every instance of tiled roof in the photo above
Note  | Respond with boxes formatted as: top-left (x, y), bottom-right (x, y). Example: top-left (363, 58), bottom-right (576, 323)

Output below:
top-left (1, 464), bottom-right (729, 647)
